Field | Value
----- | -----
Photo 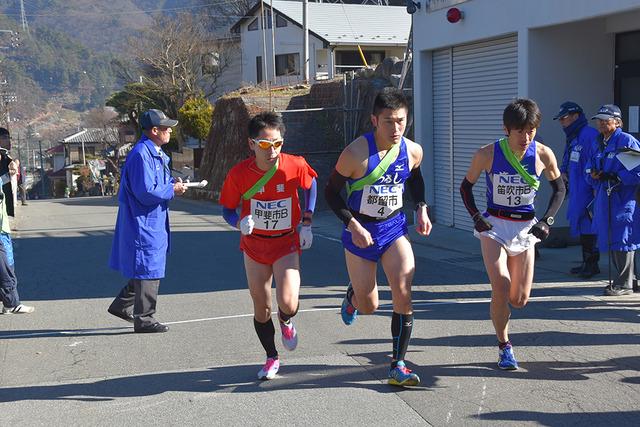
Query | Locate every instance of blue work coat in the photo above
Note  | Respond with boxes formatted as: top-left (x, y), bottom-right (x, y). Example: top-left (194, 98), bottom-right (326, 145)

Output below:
top-left (586, 128), bottom-right (640, 252)
top-left (561, 125), bottom-right (599, 236)
top-left (109, 136), bottom-right (175, 279)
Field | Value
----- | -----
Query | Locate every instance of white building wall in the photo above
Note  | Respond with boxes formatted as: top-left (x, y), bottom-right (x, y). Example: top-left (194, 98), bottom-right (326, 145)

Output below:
top-left (413, 0), bottom-right (640, 228)
top-left (240, 18), bottom-right (325, 85)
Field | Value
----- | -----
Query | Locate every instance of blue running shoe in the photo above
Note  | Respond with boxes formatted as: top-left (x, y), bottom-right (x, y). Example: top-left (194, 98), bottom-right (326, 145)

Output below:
top-left (341, 283), bottom-right (358, 325)
top-left (388, 361), bottom-right (420, 386)
top-left (498, 345), bottom-right (518, 370)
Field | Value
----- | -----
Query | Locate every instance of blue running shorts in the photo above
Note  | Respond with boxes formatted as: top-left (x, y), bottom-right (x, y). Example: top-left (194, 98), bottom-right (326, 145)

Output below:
top-left (342, 212), bottom-right (408, 262)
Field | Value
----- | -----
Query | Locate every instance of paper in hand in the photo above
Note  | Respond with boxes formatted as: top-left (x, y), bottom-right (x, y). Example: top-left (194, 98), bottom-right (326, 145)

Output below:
top-left (616, 148), bottom-right (640, 171)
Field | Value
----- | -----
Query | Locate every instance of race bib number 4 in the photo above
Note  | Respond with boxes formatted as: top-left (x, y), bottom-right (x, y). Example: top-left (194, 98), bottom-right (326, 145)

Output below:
top-left (492, 174), bottom-right (535, 207)
top-left (251, 197), bottom-right (292, 231)
top-left (359, 184), bottom-right (403, 218)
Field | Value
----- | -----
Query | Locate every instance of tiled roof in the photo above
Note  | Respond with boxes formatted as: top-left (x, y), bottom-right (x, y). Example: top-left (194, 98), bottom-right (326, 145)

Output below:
top-left (61, 128), bottom-right (119, 145)
top-left (232, 1), bottom-right (410, 46)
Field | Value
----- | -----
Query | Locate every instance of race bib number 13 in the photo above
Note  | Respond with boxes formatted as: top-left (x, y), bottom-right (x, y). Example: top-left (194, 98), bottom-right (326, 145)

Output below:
top-left (492, 174), bottom-right (535, 207)
top-left (251, 197), bottom-right (292, 231)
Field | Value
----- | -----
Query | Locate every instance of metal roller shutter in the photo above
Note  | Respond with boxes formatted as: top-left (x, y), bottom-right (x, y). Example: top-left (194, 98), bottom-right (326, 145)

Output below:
top-left (432, 48), bottom-right (453, 226)
top-left (452, 35), bottom-right (518, 231)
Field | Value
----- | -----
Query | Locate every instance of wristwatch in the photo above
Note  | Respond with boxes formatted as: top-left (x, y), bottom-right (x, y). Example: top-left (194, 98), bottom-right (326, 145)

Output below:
top-left (543, 216), bottom-right (554, 226)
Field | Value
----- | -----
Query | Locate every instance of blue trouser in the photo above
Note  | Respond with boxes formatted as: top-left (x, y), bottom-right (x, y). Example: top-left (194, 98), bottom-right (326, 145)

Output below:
top-left (0, 232), bottom-right (19, 308)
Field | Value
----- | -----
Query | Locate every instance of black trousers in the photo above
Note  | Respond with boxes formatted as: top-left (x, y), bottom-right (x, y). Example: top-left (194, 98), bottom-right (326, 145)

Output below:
top-left (611, 250), bottom-right (635, 289)
top-left (110, 279), bottom-right (161, 328)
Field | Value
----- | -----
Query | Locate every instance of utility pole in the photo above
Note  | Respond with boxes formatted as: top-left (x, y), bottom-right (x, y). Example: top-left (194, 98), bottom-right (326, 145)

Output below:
top-left (303, 0), bottom-right (309, 83)
top-left (38, 139), bottom-right (45, 197)
top-left (20, 0), bottom-right (30, 36)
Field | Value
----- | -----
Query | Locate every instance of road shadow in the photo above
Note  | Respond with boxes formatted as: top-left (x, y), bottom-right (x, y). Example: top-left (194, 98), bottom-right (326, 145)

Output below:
top-left (0, 326), bottom-right (133, 340)
top-left (0, 361), bottom-right (419, 403)
top-left (473, 409), bottom-right (640, 426)
top-left (347, 350), bottom-right (640, 384)
top-left (339, 330), bottom-right (640, 350)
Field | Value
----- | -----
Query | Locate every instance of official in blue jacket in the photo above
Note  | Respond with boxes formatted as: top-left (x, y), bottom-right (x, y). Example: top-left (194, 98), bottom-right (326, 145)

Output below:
top-left (108, 109), bottom-right (187, 332)
top-left (587, 104), bottom-right (640, 296)
top-left (555, 101), bottom-right (600, 278)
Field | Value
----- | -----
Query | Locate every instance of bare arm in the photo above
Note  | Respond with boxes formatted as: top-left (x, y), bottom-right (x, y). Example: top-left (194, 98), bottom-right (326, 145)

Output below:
top-left (538, 143), bottom-right (562, 181)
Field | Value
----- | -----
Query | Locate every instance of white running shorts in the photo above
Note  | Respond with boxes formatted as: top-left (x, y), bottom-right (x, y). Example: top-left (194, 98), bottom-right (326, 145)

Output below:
top-left (474, 214), bottom-right (540, 256)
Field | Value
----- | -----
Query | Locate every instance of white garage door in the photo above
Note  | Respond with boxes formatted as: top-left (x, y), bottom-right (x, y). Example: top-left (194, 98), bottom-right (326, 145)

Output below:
top-left (432, 34), bottom-right (518, 230)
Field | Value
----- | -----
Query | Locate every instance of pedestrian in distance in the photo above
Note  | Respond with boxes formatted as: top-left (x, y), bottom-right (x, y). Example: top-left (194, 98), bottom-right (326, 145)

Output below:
top-left (219, 111), bottom-right (318, 380)
top-left (108, 109), bottom-right (187, 333)
top-left (459, 98), bottom-right (565, 370)
top-left (0, 129), bottom-right (34, 314)
top-left (586, 104), bottom-right (640, 296)
top-left (554, 101), bottom-right (600, 278)
top-left (325, 87), bottom-right (432, 387)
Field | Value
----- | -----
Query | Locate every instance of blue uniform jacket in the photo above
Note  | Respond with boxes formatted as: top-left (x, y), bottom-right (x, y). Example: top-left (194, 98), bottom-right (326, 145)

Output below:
top-left (109, 136), bottom-right (175, 279)
top-left (586, 128), bottom-right (640, 251)
top-left (562, 125), bottom-right (599, 236)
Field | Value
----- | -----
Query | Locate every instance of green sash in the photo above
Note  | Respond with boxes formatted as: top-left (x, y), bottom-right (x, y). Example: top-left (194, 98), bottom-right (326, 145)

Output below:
top-left (242, 158), bottom-right (279, 200)
top-left (498, 138), bottom-right (540, 191)
top-left (346, 143), bottom-right (400, 196)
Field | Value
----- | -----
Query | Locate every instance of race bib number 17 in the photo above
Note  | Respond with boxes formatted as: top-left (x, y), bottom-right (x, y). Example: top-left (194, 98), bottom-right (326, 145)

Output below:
top-left (251, 197), bottom-right (292, 231)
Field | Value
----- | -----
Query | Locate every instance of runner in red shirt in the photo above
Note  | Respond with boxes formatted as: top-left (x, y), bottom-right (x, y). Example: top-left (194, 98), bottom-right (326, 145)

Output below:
top-left (219, 112), bottom-right (317, 380)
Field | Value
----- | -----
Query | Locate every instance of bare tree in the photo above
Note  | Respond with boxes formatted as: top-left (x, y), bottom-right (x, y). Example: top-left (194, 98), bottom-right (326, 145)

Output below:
top-left (122, 13), bottom-right (233, 150)
top-left (82, 106), bottom-right (118, 128)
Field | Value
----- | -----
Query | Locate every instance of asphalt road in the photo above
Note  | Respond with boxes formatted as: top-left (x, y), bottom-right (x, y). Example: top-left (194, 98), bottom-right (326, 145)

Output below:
top-left (0, 197), bottom-right (638, 426)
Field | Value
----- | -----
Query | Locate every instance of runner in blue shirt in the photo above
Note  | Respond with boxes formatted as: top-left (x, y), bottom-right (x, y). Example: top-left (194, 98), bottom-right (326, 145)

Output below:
top-left (459, 99), bottom-right (565, 370)
top-left (325, 88), bottom-right (432, 386)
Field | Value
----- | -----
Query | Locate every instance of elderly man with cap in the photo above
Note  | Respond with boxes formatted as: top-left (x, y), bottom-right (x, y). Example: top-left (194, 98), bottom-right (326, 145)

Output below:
top-left (108, 109), bottom-right (187, 332)
top-left (587, 104), bottom-right (640, 296)
top-left (555, 101), bottom-right (600, 278)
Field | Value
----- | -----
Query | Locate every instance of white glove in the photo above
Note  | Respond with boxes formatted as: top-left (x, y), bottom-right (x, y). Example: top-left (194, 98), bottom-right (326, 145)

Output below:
top-left (299, 224), bottom-right (313, 250)
top-left (239, 215), bottom-right (254, 235)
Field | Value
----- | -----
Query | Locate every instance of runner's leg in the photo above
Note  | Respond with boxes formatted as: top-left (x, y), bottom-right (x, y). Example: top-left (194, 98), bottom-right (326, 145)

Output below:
top-left (506, 246), bottom-right (535, 308)
top-left (273, 251), bottom-right (300, 319)
top-left (382, 235), bottom-right (420, 385)
top-left (480, 236), bottom-right (511, 343)
top-left (244, 253), bottom-right (277, 359)
top-left (344, 249), bottom-right (378, 314)
top-left (381, 235), bottom-right (416, 363)
top-left (273, 251), bottom-right (301, 351)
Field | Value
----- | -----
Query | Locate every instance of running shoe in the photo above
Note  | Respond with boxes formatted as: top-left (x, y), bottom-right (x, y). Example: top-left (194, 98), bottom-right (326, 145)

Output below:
top-left (341, 283), bottom-right (358, 325)
top-left (498, 345), bottom-right (519, 370)
top-left (257, 357), bottom-right (280, 380)
top-left (1, 304), bottom-right (35, 314)
top-left (280, 320), bottom-right (298, 351)
top-left (388, 361), bottom-right (420, 386)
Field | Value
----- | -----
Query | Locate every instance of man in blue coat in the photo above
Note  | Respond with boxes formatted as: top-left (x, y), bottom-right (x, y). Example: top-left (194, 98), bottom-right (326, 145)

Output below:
top-left (108, 109), bottom-right (187, 332)
top-left (587, 105), bottom-right (640, 296)
top-left (555, 102), bottom-right (600, 278)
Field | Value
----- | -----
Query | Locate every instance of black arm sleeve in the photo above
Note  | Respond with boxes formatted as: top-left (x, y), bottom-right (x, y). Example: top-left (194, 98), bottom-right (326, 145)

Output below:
top-left (406, 166), bottom-right (426, 206)
top-left (460, 178), bottom-right (480, 218)
top-left (541, 176), bottom-right (566, 220)
top-left (324, 169), bottom-right (354, 226)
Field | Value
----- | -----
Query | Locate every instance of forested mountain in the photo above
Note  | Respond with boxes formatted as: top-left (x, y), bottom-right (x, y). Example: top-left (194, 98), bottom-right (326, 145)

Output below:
top-left (0, 0), bottom-right (406, 137)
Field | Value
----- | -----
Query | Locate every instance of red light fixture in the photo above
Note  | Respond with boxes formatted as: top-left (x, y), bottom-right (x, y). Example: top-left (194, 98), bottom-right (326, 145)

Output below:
top-left (446, 7), bottom-right (463, 23)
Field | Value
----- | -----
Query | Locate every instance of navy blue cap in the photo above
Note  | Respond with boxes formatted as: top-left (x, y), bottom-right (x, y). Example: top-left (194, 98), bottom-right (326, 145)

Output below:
top-left (591, 104), bottom-right (622, 120)
top-left (553, 101), bottom-right (583, 120)
top-left (140, 109), bottom-right (178, 130)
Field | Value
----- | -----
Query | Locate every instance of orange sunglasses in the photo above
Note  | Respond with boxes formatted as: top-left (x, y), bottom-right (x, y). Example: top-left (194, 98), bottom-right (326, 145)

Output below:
top-left (252, 138), bottom-right (284, 149)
